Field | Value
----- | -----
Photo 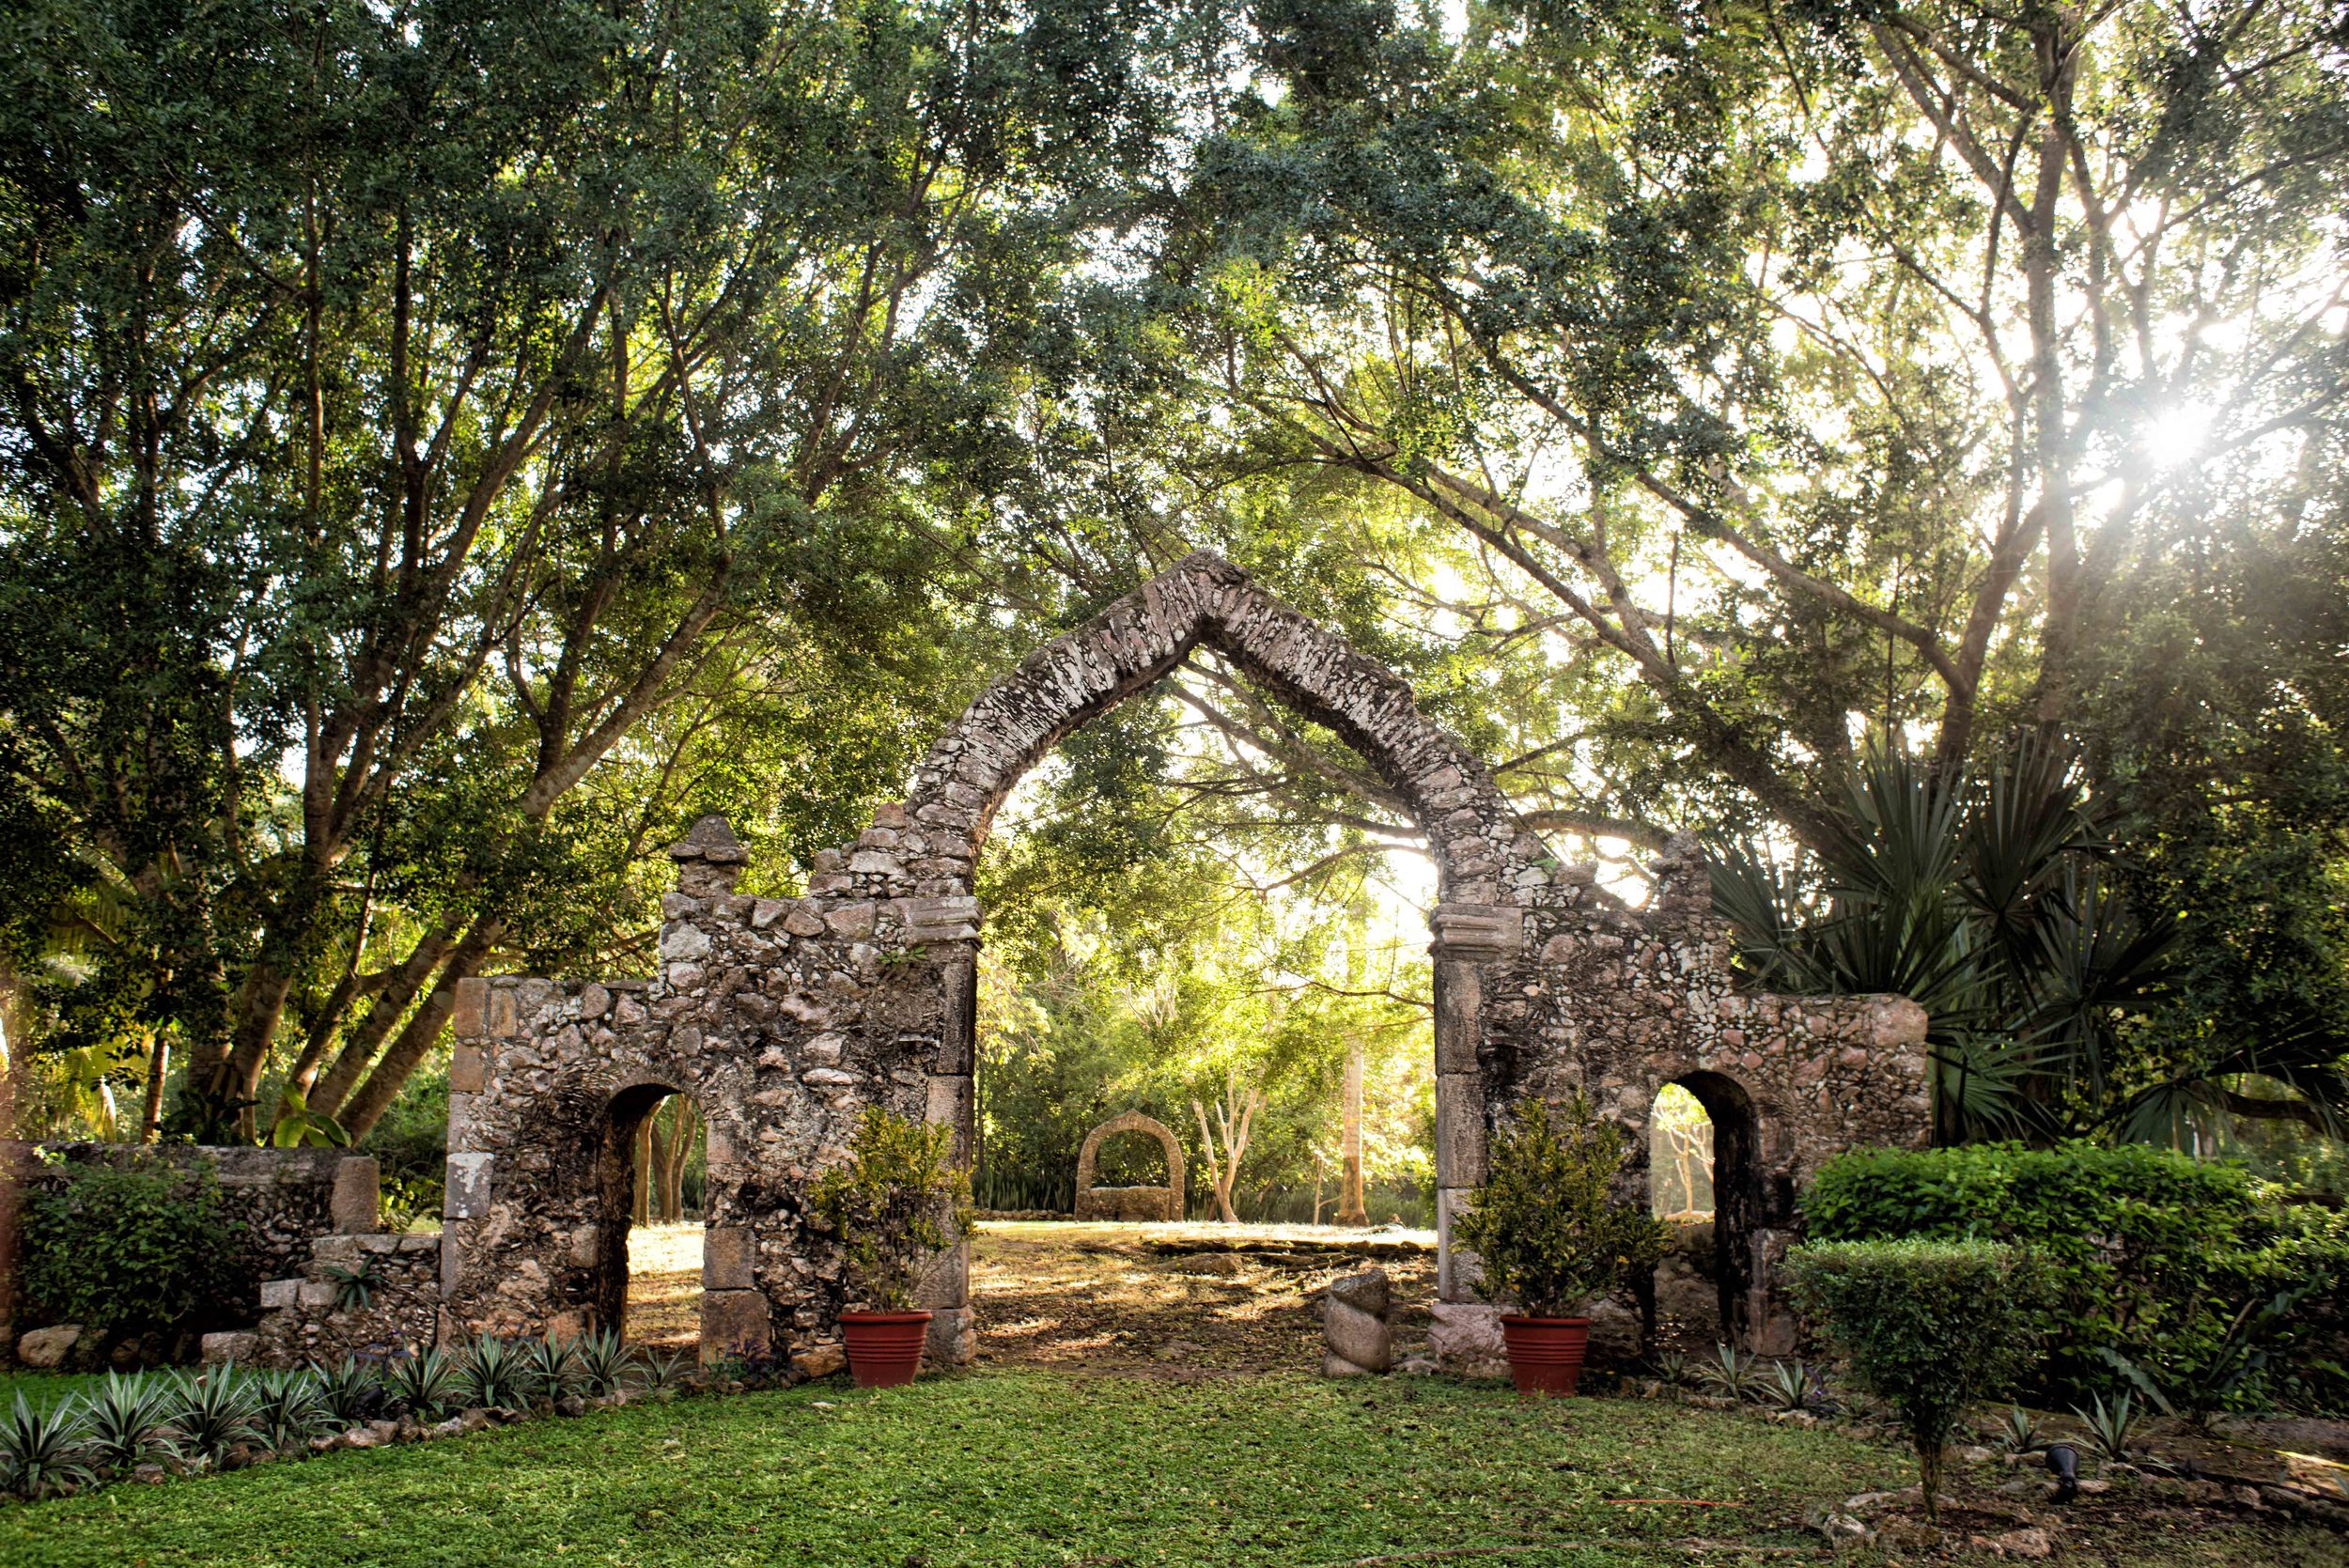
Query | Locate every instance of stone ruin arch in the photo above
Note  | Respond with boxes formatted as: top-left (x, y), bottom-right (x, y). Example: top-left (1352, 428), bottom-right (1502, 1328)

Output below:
top-left (1073, 1110), bottom-right (1186, 1222)
top-left (436, 551), bottom-right (1934, 1374)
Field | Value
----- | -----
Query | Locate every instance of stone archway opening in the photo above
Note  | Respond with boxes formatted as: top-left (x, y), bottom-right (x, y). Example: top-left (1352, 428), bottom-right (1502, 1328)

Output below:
top-left (592, 1081), bottom-right (705, 1352)
top-left (1654, 1072), bottom-right (1759, 1351)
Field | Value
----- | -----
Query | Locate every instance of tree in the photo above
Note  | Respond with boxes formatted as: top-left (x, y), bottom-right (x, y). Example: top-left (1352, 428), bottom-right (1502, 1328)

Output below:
top-left (0, 0), bottom-right (1219, 1138)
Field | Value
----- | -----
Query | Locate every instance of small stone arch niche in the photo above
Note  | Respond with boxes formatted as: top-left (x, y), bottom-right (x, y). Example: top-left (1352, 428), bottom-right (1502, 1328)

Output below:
top-left (1073, 1111), bottom-right (1186, 1222)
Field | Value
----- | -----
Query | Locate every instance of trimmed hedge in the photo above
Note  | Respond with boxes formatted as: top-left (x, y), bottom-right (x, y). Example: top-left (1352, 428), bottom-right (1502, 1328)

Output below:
top-left (1803, 1141), bottom-right (2349, 1408)
top-left (1786, 1239), bottom-right (2051, 1514)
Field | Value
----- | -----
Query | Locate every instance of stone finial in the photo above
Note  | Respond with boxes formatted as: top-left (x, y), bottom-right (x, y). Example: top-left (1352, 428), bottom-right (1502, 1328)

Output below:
top-left (667, 815), bottom-right (747, 896)
top-left (666, 815), bottom-right (749, 863)
top-left (1650, 830), bottom-right (1711, 915)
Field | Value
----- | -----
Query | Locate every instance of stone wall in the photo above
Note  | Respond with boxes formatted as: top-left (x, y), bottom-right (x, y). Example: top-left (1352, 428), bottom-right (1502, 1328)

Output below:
top-left (221, 1231), bottom-right (442, 1368)
top-left (14, 1144), bottom-right (379, 1335)
top-left (432, 552), bottom-right (1930, 1376)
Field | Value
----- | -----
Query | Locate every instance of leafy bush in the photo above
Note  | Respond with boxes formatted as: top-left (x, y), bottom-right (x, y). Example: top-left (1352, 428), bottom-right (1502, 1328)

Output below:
top-left (1802, 1141), bottom-right (2349, 1406)
top-left (1451, 1094), bottom-right (1669, 1318)
top-left (22, 1156), bottom-right (241, 1337)
top-left (811, 1107), bottom-right (972, 1312)
top-left (1786, 1238), bottom-right (2053, 1518)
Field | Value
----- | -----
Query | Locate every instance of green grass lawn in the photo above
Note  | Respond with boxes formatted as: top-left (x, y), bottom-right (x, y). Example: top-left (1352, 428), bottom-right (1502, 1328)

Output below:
top-left (0, 1368), bottom-right (2339, 1567)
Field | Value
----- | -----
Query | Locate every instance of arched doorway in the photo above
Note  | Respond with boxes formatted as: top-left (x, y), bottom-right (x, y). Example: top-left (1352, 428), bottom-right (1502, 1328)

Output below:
top-left (591, 1080), bottom-right (705, 1350)
top-left (1654, 1072), bottom-right (1758, 1347)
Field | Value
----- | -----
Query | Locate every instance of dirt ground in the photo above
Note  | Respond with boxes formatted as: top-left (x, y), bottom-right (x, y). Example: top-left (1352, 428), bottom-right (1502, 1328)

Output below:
top-left (623, 1218), bottom-right (1438, 1373)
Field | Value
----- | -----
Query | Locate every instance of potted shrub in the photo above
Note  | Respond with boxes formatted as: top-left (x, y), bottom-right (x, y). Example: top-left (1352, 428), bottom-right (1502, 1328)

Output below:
top-left (810, 1106), bottom-right (972, 1388)
top-left (1452, 1094), bottom-right (1669, 1395)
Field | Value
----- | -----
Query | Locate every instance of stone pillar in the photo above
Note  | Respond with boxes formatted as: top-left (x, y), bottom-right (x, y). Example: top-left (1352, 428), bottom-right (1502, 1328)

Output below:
top-left (1321, 1267), bottom-right (1391, 1374)
top-left (1427, 902), bottom-right (1520, 1376)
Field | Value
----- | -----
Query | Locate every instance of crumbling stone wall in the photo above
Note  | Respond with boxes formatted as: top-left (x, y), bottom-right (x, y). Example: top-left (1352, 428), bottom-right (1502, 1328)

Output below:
top-left (435, 551), bottom-right (1929, 1375)
top-left (219, 1231), bottom-right (442, 1368)
top-left (17, 1145), bottom-right (378, 1332)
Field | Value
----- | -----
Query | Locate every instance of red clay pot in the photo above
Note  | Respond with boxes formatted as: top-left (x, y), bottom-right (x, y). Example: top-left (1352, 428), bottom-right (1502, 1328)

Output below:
top-left (1499, 1315), bottom-right (1592, 1397)
top-left (841, 1310), bottom-right (932, 1389)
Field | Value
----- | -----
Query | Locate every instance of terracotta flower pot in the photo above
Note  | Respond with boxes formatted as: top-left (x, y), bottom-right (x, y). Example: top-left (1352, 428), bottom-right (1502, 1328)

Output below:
top-left (840, 1310), bottom-right (932, 1389)
top-left (1499, 1314), bottom-right (1592, 1397)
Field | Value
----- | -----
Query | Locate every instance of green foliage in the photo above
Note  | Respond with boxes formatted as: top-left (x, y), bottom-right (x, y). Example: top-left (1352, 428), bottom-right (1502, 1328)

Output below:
top-left (2073, 1391), bottom-right (2146, 1464)
top-left (310, 1358), bottom-right (380, 1427)
top-left (0, 1392), bottom-right (94, 1499)
top-left (1786, 1239), bottom-right (2054, 1517)
top-left (21, 1157), bottom-right (239, 1336)
top-left (161, 1368), bottom-right (259, 1468)
top-left (1451, 1094), bottom-right (1669, 1318)
top-left (572, 1331), bottom-right (635, 1399)
top-left (1696, 1343), bottom-right (1764, 1402)
top-left (383, 1350), bottom-right (462, 1421)
top-left (459, 1340), bottom-right (531, 1412)
top-left (1803, 1141), bottom-right (2349, 1407)
top-left (249, 1369), bottom-right (332, 1453)
top-left (811, 1108), bottom-right (972, 1312)
top-left (70, 1373), bottom-right (182, 1474)
top-left (521, 1340), bottom-right (582, 1405)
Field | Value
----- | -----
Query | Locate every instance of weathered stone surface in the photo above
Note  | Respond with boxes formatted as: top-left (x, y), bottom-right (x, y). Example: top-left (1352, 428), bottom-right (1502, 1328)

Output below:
top-left (791, 1343), bottom-right (846, 1378)
top-left (1328, 1267), bottom-right (1390, 1317)
top-left (17, 1325), bottom-right (79, 1367)
top-left (1072, 1110), bottom-right (1184, 1221)
top-left (1323, 1299), bottom-right (1391, 1374)
top-left (1429, 1302), bottom-right (1509, 1380)
top-left (415, 554), bottom-right (1926, 1383)
top-left (200, 1330), bottom-right (258, 1365)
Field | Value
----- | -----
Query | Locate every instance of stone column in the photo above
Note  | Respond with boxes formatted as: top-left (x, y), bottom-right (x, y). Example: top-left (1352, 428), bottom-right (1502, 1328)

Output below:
top-left (1426, 902), bottom-right (1519, 1378)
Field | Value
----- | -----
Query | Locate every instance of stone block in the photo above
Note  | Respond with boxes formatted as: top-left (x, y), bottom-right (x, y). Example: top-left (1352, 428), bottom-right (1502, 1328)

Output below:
top-left (924, 1306), bottom-right (975, 1369)
top-left (486, 985), bottom-right (519, 1038)
top-left (704, 1227), bottom-right (755, 1291)
top-left (450, 976), bottom-right (487, 1037)
top-left (200, 1330), bottom-right (259, 1366)
top-left (1429, 1302), bottom-right (1508, 1379)
top-left (1323, 1299), bottom-right (1391, 1373)
top-left (1432, 961), bottom-right (1483, 1073)
top-left (791, 1343), bottom-right (846, 1379)
top-left (1429, 903), bottom-right (1524, 959)
top-left (444, 1153), bottom-right (493, 1219)
top-left (447, 1045), bottom-right (486, 1095)
top-left (915, 1241), bottom-right (968, 1310)
top-left (1434, 1077), bottom-right (1486, 1186)
top-left (925, 1074), bottom-right (972, 1158)
top-left (1437, 1187), bottom-right (1484, 1301)
top-left (330, 1155), bottom-right (380, 1234)
top-left (16, 1325), bottom-right (79, 1367)
top-left (260, 1279), bottom-right (303, 1310)
top-left (297, 1280), bottom-right (336, 1309)
top-left (699, 1289), bottom-right (770, 1362)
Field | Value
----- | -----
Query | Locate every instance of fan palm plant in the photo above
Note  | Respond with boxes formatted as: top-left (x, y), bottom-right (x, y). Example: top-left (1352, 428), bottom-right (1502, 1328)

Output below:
top-left (1698, 737), bottom-right (2328, 1143)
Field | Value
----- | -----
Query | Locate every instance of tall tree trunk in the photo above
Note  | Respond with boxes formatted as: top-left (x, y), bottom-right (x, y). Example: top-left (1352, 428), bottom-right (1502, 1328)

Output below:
top-left (647, 1110), bottom-right (672, 1222)
top-left (1336, 1036), bottom-right (1367, 1226)
top-left (632, 1117), bottom-right (652, 1225)
top-left (140, 1033), bottom-right (168, 1144)
top-left (337, 916), bottom-right (499, 1141)
top-left (311, 921), bottom-right (456, 1120)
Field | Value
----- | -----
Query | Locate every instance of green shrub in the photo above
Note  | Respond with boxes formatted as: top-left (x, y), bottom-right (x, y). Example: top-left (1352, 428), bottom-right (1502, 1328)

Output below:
top-left (811, 1107), bottom-right (972, 1312)
top-left (1802, 1141), bottom-right (2349, 1407)
top-left (22, 1157), bottom-right (241, 1338)
top-left (1451, 1094), bottom-right (1670, 1318)
top-left (1787, 1239), bottom-right (2053, 1517)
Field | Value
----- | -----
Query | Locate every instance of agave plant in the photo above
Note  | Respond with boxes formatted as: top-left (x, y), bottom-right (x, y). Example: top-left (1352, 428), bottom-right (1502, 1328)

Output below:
top-left (384, 1349), bottom-right (462, 1420)
top-left (0, 1393), bottom-right (97, 1499)
top-left (324, 1261), bottom-right (375, 1312)
top-left (1651, 1349), bottom-right (1688, 1387)
top-left (1696, 1343), bottom-right (1765, 1401)
top-left (2073, 1391), bottom-right (2144, 1463)
top-left (570, 1329), bottom-right (634, 1397)
top-left (251, 1369), bottom-right (333, 1452)
top-left (522, 1337), bottom-right (581, 1405)
top-left (637, 1346), bottom-right (692, 1391)
top-left (461, 1338), bottom-right (530, 1410)
top-left (163, 1367), bottom-right (259, 1467)
top-left (312, 1356), bottom-right (383, 1426)
top-left (74, 1373), bottom-right (183, 1473)
top-left (1994, 1404), bottom-right (2047, 1455)
top-left (1761, 1359), bottom-right (1818, 1413)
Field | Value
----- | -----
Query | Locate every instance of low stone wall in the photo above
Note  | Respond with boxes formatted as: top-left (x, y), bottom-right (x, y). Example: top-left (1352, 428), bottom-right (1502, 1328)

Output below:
top-left (218, 1232), bottom-right (442, 1368)
top-left (32, 1143), bottom-right (380, 1289)
top-left (6, 1145), bottom-right (380, 1357)
top-left (1074, 1186), bottom-right (1181, 1222)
